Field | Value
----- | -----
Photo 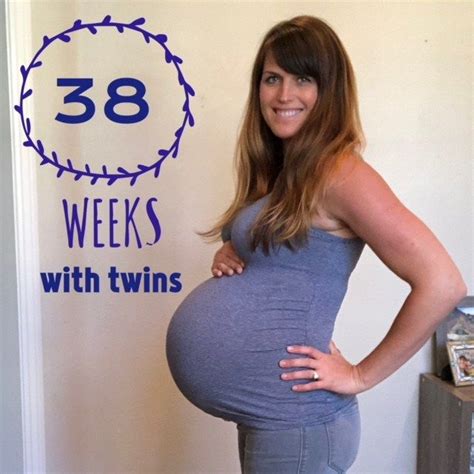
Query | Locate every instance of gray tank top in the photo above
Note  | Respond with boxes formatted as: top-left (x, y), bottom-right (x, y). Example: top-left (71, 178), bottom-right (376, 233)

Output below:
top-left (166, 194), bottom-right (365, 429)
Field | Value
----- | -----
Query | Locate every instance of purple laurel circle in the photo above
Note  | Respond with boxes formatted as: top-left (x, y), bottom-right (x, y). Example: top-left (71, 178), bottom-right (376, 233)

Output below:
top-left (14, 15), bottom-right (195, 186)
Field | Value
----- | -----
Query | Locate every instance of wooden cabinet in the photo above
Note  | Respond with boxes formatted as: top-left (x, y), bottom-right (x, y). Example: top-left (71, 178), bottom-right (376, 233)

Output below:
top-left (417, 373), bottom-right (474, 473)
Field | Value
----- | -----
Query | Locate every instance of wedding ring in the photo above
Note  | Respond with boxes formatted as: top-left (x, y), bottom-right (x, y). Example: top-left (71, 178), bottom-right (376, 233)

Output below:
top-left (312, 370), bottom-right (320, 381)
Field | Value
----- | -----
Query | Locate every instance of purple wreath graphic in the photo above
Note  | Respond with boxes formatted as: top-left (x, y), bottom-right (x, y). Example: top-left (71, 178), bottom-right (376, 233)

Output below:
top-left (14, 16), bottom-right (195, 186)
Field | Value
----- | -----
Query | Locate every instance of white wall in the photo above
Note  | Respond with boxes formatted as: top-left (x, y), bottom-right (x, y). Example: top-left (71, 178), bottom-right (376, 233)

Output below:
top-left (6, 1), bottom-right (472, 473)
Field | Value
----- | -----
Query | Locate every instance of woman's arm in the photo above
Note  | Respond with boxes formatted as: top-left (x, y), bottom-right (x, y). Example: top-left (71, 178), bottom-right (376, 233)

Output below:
top-left (280, 155), bottom-right (467, 394)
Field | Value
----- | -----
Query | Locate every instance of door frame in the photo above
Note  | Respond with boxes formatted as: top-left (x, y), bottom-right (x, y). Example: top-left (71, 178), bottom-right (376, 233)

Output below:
top-left (6, 1), bottom-right (46, 471)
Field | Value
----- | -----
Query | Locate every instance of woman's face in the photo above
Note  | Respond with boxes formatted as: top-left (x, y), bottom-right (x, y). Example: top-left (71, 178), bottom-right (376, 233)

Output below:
top-left (259, 52), bottom-right (318, 141)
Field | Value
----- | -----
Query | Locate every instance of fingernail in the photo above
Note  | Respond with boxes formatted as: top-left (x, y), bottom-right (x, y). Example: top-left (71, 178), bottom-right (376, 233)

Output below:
top-left (281, 373), bottom-right (288, 379)
top-left (237, 268), bottom-right (242, 274)
top-left (287, 346), bottom-right (294, 351)
top-left (279, 360), bottom-right (287, 367)
top-left (292, 385), bottom-right (299, 391)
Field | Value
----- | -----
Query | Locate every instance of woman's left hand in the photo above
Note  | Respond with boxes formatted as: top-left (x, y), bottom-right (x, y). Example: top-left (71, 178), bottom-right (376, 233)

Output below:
top-left (279, 341), bottom-right (367, 395)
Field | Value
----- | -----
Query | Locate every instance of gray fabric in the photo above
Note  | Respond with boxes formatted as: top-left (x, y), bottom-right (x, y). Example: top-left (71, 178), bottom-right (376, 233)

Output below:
top-left (166, 195), bottom-right (365, 429)
top-left (238, 398), bottom-right (361, 472)
top-left (221, 221), bottom-right (232, 242)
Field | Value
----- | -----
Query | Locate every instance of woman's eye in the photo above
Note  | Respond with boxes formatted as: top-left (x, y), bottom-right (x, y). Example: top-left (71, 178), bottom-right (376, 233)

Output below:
top-left (298, 76), bottom-right (312, 83)
top-left (264, 75), bottom-right (279, 84)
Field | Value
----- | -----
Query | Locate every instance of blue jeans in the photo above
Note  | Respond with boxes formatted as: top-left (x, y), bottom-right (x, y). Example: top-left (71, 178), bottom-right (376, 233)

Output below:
top-left (237, 400), bottom-right (361, 473)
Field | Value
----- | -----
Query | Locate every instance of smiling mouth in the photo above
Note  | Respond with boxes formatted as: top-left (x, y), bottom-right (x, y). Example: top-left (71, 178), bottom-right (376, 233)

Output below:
top-left (274, 108), bottom-right (303, 117)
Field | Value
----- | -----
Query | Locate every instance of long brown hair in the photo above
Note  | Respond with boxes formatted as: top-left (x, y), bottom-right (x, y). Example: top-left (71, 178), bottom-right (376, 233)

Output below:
top-left (198, 15), bottom-right (365, 255)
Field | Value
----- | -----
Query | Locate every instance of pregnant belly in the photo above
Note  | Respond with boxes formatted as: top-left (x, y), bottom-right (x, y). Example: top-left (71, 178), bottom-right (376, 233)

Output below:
top-left (166, 270), bottom-right (333, 427)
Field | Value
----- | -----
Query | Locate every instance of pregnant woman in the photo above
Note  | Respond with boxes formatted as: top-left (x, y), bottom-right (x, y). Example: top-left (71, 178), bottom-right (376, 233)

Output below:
top-left (166, 15), bottom-right (466, 473)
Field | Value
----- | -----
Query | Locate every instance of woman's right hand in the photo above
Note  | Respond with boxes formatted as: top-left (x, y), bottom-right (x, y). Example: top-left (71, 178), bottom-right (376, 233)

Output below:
top-left (212, 241), bottom-right (245, 277)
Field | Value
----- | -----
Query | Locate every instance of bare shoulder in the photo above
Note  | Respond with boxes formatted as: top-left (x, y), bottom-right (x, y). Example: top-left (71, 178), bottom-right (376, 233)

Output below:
top-left (323, 153), bottom-right (457, 287)
top-left (323, 153), bottom-right (400, 224)
top-left (313, 154), bottom-right (387, 238)
top-left (328, 153), bottom-right (382, 192)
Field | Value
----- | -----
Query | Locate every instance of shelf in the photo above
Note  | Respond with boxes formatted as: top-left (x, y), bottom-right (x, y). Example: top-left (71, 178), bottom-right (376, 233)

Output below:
top-left (417, 373), bottom-right (474, 474)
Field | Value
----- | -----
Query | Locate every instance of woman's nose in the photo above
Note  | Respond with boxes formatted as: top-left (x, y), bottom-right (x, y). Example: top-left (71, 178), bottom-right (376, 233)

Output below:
top-left (277, 80), bottom-right (294, 102)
